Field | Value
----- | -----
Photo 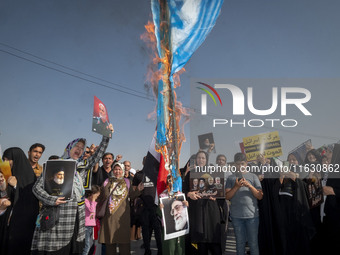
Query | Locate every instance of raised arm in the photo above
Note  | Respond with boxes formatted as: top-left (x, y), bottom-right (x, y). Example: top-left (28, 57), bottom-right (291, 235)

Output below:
top-left (86, 136), bottom-right (110, 169)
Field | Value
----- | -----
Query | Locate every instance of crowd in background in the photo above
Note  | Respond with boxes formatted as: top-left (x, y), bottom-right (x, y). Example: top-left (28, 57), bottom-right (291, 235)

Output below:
top-left (1, 133), bottom-right (340, 255)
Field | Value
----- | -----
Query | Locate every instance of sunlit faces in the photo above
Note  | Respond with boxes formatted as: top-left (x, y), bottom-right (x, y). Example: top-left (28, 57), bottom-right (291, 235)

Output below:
top-left (28, 147), bottom-right (44, 164)
top-left (171, 200), bottom-right (187, 231)
top-left (83, 148), bottom-right (91, 160)
top-left (124, 161), bottom-right (131, 171)
top-left (208, 177), bottom-right (214, 185)
top-left (98, 103), bottom-right (107, 123)
top-left (102, 154), bottom-right (114, 168)
top-left (0, 172), bottom-right (6, 191)
top-left (113, 165), bottom-right (124, 179)
top-left (288, 154), bottom-right (299, 166)
top-left (69, 142), bottom-right (85, 160)
top-left (124, 161), bottom-right (131, 177)
top-left (196, 152), bottom-right (207, 167)
top-left (54, 171), bottom-right (64, 185)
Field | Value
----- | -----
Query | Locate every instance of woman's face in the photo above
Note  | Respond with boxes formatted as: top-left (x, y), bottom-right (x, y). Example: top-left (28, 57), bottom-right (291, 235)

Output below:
top-left (196, 152), bottom-right (207, 167)
top-left (113, 165), bottom-right (124, 178)
top-left (288, 154), bottom-right (299, 166)
top-left (69, 142), bottom-right (85, 160)
top-left (307, 153), bottom-right (317, 163)
top-left (2, 157), bottom-right (13, 168)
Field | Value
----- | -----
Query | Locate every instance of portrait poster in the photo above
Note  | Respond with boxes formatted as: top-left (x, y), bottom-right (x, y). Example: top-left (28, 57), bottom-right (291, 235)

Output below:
top-left (160, 194), bottom-right (189, 240)
top-left (0, 161), bottom-right (11, 181)
top-left (92, 96), bottom-right (113, 138)
top-left (198, 132), bottom-right (216, 153)
top-left (242, 131), bottom-right (282, 161)
top-left (43, 160), bottom-right (76, 199)
top-left (190, 167), bottom-right (225, 199)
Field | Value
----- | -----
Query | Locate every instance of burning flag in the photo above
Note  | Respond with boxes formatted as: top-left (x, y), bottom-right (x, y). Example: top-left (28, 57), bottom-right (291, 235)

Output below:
top-left (147, 0), bottom-right (224, 193)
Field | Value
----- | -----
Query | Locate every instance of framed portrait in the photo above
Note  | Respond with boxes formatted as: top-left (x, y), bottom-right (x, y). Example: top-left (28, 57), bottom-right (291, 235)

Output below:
top-left (43, 160), bottom-right (76, 199)
top-left (198, 132), bottom-right (216, 153)
top-left (160, 193), bottom-right (189, 240)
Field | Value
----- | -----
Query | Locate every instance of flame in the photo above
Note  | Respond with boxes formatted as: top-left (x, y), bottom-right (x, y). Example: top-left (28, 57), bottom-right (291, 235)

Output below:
top-left (141, 14), bottom-right (191, 186)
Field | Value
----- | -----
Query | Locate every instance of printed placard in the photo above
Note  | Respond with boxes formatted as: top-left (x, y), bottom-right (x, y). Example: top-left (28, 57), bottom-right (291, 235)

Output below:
top-left (242, 131), bottom-right (282, 161)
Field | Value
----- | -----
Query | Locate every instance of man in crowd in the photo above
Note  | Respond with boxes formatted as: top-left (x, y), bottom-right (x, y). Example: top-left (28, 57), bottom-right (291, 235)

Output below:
top-left (226, 153), bottom-right (263, 255)
top-left (92, 152), bottom-right (114, 186)
top-left (28, 143), bottom-right (45, 177)
top-left (124, 160), bottom-right (133, 181)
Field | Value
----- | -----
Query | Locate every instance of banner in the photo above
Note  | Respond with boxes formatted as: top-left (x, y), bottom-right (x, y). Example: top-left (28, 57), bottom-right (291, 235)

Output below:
top-left (242, 131), bottom-right (282, 161)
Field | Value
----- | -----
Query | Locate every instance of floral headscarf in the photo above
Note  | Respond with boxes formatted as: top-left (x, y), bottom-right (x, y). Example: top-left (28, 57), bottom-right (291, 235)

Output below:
top-left (60, 138), bottom-right (86, 202)
top-left (61, 138), bottom-right (86, 161)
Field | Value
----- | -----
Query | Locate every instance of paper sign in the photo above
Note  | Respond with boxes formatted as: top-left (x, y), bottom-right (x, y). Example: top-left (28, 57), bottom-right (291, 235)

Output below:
top-left (242, 131), bottom-right (282, 161)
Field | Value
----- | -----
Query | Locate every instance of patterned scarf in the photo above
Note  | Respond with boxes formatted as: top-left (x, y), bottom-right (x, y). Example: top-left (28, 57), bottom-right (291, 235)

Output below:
top-left (108, 177), bottom-right (128, 215)
top-left (61, 138), bottom-right (87, 202)
top-left (61, 138), bottom-right (86, 161)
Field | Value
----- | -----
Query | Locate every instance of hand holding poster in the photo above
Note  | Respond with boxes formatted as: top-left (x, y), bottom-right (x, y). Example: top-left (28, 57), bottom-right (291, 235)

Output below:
top-left (43, 160), bottom-right (76, 199)
top-left (198, 132), bottom-right (216, 154)
top-left (92, 96), bottom-right (113, 138)
top-left (242, 131), bottom-right (282, 161)
top-left (160, 194), bottom-right (189, 240)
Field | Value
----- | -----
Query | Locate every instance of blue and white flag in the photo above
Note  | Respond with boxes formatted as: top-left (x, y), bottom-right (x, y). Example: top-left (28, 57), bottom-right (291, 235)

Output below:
top-left (151, 0), bottom-right (224, 75)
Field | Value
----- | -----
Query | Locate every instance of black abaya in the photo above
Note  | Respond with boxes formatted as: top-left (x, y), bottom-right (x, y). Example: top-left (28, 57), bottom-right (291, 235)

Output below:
top-left (3, 147), bottom-right (39, 254)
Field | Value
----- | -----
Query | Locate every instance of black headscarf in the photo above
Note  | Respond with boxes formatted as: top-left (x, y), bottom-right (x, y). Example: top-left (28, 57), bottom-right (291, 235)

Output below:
top-left (3, 147), bottom-right (36, 192)
top-left (2, 147), bottom-right (39, 254)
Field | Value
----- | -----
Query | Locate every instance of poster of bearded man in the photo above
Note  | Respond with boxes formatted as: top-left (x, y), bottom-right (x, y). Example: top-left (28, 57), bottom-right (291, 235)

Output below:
top-left (160, 193), bottom-right (189, 240)
top-left (43, 160), bottom-right (76, 199)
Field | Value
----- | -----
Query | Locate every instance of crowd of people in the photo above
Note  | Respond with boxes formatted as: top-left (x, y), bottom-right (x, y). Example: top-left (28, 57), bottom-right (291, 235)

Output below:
top-left (1, 132), bottom-right (340, 255)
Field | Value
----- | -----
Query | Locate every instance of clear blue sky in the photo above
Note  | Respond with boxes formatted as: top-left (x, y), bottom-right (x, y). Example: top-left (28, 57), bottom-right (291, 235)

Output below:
top-left (1, 0), bottom-right (339, 169)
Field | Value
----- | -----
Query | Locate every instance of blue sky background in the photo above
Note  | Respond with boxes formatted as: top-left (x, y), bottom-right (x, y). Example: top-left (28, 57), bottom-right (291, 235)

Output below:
top-left (0, 0), bottom-right (339, 169)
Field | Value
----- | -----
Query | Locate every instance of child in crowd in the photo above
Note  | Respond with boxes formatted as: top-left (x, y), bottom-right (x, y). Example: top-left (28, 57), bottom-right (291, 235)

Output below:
top-left (83, 185), bottom-right (101, 255)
